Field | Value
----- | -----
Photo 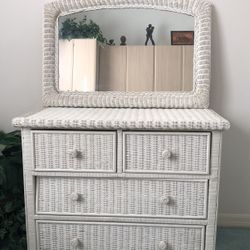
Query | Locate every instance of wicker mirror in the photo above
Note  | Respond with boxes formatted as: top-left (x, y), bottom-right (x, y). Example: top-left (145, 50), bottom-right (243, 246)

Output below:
top-left (43, 0), bottom-right (211, 108)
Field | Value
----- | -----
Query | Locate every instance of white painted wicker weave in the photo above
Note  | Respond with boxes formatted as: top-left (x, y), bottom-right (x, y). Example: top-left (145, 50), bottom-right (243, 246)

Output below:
top-left (42, 0), bottom-right (212, 108)
top-left (37, 221), bottom-right (205, 250)
top-left (12, 108), bottom-right (230, 130)
top-left (33, 131), bottom-right (116, 171)
top-left (14, 115), bottom-right (228, 250)
top-left (36, 177), bottom-right (208, 218)
top-left (123, 132), bottom-right (210, 174)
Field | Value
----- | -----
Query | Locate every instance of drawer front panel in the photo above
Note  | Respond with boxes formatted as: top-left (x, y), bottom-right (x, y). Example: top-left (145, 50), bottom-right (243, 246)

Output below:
top-left (37, 177), bottom-right (207, 219)
top-left (32, 131), bottom-right (116, 172)
top-left (123, 132), bottom-right (210, 174)
top-left (37, 221), bottom-right (204, 250)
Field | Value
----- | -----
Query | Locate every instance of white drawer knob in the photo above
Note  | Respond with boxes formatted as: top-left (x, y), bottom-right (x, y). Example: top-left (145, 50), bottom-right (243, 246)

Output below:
top-left (71, 238), bottom-right (81, 248)
top-left (68, 149), bottom-right (82, 159)
top-left (160, 195), bottom-right (171, 205)
top-left (158, 241), bottom-right (168, 250)
top-left (70, 192), bottom-right (80, 201)
top-left (162, 150), bottom-right (172, 159)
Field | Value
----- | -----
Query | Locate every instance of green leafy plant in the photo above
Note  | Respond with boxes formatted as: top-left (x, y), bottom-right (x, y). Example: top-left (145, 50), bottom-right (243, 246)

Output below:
top-left (0, 131), bottom-right (26, 250)
top-left (59, 16), bottom-right (108, 44)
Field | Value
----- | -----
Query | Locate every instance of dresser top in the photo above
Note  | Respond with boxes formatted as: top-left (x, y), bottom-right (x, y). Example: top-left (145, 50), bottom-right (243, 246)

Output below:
top-left (12, 108), bottom-right (230, 131)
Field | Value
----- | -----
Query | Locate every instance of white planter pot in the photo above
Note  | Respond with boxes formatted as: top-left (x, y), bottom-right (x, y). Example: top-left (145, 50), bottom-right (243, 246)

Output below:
top-left (59, 38), bottom-right (97, 92)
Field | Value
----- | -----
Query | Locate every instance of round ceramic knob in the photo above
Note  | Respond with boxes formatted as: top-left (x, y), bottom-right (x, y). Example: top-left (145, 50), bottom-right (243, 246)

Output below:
top-left (158, 241), bottom-right (168, 250)
top-left (71, 238), bottom-right (81, 248)
top-left (69, 149), bottom-right (82, 159)
top-left (160, 195), bottom-right (171, 205)
top-left (162, 150), bottom-right (172, 159)
top-left (70, 192), bottom-right (80, 201)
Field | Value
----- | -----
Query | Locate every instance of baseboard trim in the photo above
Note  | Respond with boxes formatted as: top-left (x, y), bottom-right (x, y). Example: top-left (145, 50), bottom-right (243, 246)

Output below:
top-left (218, 213), bottom-right (250, 227)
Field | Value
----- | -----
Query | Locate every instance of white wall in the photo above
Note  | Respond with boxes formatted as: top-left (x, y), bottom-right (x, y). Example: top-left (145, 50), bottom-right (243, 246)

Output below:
top-left (59, 9), bottom-right (194, 45)
top-left (209, 0), bottom-right (250, 220)
top-left (0, 0), bottom-right (43, 131)
top-left (0, 0), bottom-right (250, 220)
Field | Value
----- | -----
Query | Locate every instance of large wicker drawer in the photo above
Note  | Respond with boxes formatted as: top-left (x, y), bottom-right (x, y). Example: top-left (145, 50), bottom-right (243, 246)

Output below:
top-left (32, 131), bottom-right (116, 172)
top-left (36, 177), bottom-right (208, 219)
top-left (123, 132), bottom-right (210, 174)
top-left (37, 221), bottom-right (204, 250)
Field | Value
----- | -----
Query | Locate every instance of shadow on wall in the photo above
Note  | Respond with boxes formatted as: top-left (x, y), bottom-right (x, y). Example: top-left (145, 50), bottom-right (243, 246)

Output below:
top-left (219, 124), bottom-right (250, 213)
top-left (211, 7), bottom-right (250, 215)
top-left (210, 6), bottom-right (229, 111)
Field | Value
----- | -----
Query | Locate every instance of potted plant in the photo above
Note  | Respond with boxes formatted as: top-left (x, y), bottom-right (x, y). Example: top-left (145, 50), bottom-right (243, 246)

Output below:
top-left (0, 131), bottom-right (26, 250)
top-left (59, 17), bottom-right (107, 44)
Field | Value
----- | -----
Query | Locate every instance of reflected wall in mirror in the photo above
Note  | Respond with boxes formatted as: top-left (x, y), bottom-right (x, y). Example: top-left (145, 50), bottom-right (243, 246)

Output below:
top-left (58, 9), bottom-right (194, 92)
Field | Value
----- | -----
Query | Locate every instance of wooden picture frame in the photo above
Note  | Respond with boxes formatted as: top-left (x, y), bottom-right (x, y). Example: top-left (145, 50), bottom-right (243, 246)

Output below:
top-left (171, 31), bottom-right (194, 45)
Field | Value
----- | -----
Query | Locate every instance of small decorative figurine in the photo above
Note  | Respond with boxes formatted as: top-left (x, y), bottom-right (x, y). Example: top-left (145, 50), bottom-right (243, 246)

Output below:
top-left (120, 36), bottom-right (127, 46)
top-left (107, 39), bottom-right (115, 46)
top-left (145, 24), bottom-right (155, 46)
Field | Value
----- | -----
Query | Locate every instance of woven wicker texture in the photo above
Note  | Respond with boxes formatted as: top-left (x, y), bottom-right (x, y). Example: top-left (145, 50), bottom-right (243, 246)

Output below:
top-left (37, 221), bottom-right (204, 250)
top-left (124, 132), bottom-right (209, 174)
top-left (42, 0), bottom-right (212, 108)
top-left (19, 127), bottom-right (225, 250)
top-left (37, 177), bottom-right (207, 218)
top-left (12, 108), bottom-right (230, 130)
top-left (33, 131), bottom-right (116, 171)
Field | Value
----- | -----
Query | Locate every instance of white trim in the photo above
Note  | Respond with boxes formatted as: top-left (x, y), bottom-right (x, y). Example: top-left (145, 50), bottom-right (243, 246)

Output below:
top-left (218, 213), bottom-right (250, 228)
top-left (34, 214), bottom-right (208, 225)
top-left (36, 219), bottom-right (206, 228)
top-left (31, 170), bottom-right (212, 179)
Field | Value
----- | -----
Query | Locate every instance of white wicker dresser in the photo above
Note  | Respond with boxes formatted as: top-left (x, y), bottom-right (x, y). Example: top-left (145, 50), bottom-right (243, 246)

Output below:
top-left (13, 108), bottom-right (230, 250)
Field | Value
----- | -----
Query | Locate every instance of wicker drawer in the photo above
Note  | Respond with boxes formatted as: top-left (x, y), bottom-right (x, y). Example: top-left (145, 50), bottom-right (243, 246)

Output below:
top-left (123, 132), bottom-right (210, 174)
top-left (36, 177), bottom-right (208, 219)
top-left (37, 221), bottom-right (204, 250)
top-left (32, 131), bottom-right (116, 172)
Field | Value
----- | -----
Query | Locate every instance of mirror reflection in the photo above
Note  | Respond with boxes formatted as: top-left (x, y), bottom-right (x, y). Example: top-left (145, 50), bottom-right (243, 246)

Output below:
top-left (58, 9), bottom-right (194, 92)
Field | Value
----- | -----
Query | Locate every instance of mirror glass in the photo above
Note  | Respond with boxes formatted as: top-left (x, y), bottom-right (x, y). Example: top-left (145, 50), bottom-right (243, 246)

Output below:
top-left (58, 9), bottom-right (194, 92)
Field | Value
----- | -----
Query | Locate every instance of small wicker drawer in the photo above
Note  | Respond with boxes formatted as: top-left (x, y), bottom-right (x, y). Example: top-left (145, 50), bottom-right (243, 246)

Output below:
top-left (37, 221), bottom-right (204, 250)
top-left (36, 177), bottom-right (208, 219)
top-left (32, 131), bottom-right (116, 172)
top-left (123, 132), bottom-right (210, 174)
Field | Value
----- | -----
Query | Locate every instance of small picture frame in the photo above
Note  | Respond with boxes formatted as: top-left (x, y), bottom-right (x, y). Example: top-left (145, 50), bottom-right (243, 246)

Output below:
top-left (171, 31), bottom-right (194, 45)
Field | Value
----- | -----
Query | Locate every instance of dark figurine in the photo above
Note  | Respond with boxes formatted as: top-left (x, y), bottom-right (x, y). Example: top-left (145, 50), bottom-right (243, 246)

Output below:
top-left (107, 39), bottom-right (115, 46)
top-left (145, 24), bottom-right (155, 46)
top-left (120, 35), bottom-right (127, 46)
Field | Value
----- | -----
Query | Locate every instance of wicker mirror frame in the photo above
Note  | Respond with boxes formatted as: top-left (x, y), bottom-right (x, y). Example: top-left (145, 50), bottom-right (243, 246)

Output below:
top-left (43, 0), bottom-right (211, 108)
